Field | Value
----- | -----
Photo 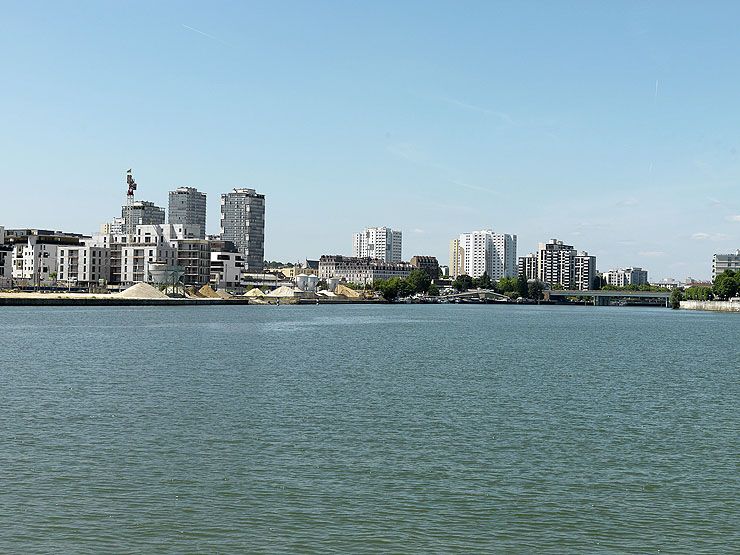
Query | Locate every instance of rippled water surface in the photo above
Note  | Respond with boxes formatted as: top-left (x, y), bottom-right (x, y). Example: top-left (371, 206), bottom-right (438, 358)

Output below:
top-left (1, 304), bottom-right (738, 553)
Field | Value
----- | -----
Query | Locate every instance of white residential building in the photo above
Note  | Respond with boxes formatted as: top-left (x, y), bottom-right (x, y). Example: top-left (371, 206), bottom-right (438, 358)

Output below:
top-left (573, 252), bottom-right (597, 291)
top-left (119, 224), bottom-right (209, 285)
top-left (57, 242), bottom-right (111, 286)
top-left (352, 227), bottom-right (402, 263)
top-left (455, 230), bottom-right (517, 280)
top-left (7, 230), bottom-right (85, 285)
top-left (210, 251), bottom-right (245, 288)
top-left (713, 250), bottom-right (740, 279)
top-left (520, 239), bottom-right (598, 290)
top-left (602, 267), bottom-right (649, 287)
top-left (220, 188), bottom-right (266, 272)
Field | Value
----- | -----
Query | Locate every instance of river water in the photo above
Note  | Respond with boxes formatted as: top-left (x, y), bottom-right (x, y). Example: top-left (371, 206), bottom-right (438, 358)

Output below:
top-left (0, 304), bottom-right (737, 553)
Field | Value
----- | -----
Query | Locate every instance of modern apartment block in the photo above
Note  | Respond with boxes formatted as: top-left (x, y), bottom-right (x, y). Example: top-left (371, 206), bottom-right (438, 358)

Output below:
top-left (119, 224), bottom-right (209, 285)
top-left (518, 253), bottom-right (538, 280)
top-left (318, 255), bottom-right (412, 284)
top-left (210, 251), bottom-right (245, 288)
top-left (352, 227), bottom-right (402, 263)
top-left (121, 200), bottom-right (165, 234)
top-left (169, 187), bottom-right (207, 239)
top-left (57, 243), bottom-right (111, 286)
top-left (519, 239), bottom-right (598, 290)
top-left (4, 229), bottom-right (85, 285)
top-left (220, 188), bottom-right (266, 272)
top-left (451, 230), bottom-right (517, 280)
top-left (573, 252), bottom-right (597, 291)
top-left (713, 250), bottom-right (740, 279)
top-left (602, 267), bottom-right (649, 287)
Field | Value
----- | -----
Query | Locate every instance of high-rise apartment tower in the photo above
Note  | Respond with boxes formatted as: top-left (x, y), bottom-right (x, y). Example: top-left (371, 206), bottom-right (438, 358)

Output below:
top-left (220, 188), bottom-right (265, 272)
top-left (169, 187), bottom-right (206, 239)
top-left (352, 227), bottom-right (402, 263)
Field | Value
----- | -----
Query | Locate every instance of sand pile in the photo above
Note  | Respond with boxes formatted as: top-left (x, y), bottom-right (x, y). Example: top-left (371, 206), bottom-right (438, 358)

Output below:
top-left (216, 289), bottom-right (233, 299)
top-left (245, 288), bottom-right (265, 297)
top-left (117, 282), bottom-right (169, 299)
top-left (198, 284), bottom-right (221, 299)
top-left (184, 286), bottom-right (203, 298)
top-left (335, 284), bottom-right (360, 298)
top-left (266, 285), bottom-right (299, 297)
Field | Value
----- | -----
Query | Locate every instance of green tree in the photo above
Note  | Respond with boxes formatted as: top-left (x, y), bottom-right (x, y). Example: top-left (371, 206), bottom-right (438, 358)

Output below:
top-left (670, 288), bottom-right (683, 309)
top-left (374, 277), bottom-right (400, 301)
top-left (406, 269), bottom-right (432, 294)
top-left (427, 283), bottom-right (440, 297)
top-left (684, 286), bottom-right (712, 301)
top-left (497, 276), bottom-right (518, 293)
top-left (453, 274), bottom-right (474, 292)
top-left (516, 275), bottom-right (528, 298)
top-left (713, 270), bottom-right (738, 300)
top-left (474, 271), bottom-right (492, 289)
top-left (528, 280), bottom-right (544, 300)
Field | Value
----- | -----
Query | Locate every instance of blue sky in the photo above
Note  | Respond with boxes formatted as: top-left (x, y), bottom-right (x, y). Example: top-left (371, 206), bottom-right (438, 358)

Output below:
top-left (2, 1), bottom-right (740, 279)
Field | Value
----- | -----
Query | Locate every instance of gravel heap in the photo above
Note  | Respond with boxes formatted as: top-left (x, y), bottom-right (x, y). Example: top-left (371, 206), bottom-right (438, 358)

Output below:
top-left (117, 283), bottom-right (169, 299)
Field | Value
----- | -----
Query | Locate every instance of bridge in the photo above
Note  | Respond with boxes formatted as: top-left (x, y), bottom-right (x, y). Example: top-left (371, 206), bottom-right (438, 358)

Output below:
top-left (439, 289), bottom-right (511, 302)
top-left (545, 289), bottom-right (671, 306)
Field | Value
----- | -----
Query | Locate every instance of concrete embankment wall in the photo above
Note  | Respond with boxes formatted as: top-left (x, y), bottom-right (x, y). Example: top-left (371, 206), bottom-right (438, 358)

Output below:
top-left (680, 300), bottom-right (740, 313)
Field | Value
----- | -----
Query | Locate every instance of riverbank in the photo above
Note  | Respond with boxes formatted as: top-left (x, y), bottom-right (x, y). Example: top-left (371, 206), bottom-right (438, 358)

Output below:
top-left (680, 300), bottom-right (740, 313)
top-left (0, 292), bottom-right (382, 306)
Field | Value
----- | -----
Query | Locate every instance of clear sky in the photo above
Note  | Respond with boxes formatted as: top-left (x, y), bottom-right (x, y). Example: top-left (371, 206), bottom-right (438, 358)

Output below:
top-left (2, 1), bottom-right (740, 279)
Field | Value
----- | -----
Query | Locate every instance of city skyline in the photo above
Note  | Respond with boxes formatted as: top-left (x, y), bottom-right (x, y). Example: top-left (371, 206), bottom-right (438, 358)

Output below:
top-left (2, 2), bottom-right (740, 279)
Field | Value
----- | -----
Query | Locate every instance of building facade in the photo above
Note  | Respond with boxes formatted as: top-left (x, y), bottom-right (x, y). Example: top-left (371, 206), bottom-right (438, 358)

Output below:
top-left (57, 243), bottom-right (111, 286)
top-left (449, 239), bottom-right (464, 279)
top-left (220, 188), bottom-right (266, 272)
top-left (602, 267), bottom-right (649, 287)
top-left (519, 239), bottom-right (598, 291)
top-left (713, 250), bottom-right (740, 279)
top-left (5, 229), bottom-right (85, 285)
top-left (210, 251), bottom-right (245, 288)
top-left (454, 230), bottom-right (517, 280)
top-left (169, 187), bottom-right (207, 239)
top-left (352, 227), bottom-right (402, 263)
top-left (410, 255), bottom-right (440, 279)
top-left (121, 201), bottom-right (165, 234)
top-left (518, 253), bottom-right (538, 280)
top-left (0, 227), bottom-right (11, 286)
top-left (573, 252), bottom-right (597, 291)
top-left (117, 224), bottom-right (209, 285)
top-left (318, 255), bottom-right (412, 284)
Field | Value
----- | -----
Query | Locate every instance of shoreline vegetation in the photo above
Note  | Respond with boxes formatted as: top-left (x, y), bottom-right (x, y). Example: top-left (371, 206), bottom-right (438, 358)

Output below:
top-left (2, 269), bottom-right (739, 312)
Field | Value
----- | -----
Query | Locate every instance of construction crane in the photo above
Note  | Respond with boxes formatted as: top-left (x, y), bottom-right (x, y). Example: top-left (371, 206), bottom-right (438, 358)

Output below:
top-left (125, 169), bottom-right (137, 240)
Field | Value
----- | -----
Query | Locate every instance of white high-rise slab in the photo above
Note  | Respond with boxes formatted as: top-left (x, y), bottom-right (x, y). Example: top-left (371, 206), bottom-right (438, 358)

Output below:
top-left (352, 226), bottom-right (402, 263)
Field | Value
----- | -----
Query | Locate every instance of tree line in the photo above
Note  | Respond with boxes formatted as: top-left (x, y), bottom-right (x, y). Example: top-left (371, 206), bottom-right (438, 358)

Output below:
top-left (669, 269), bottom-right (740, 308)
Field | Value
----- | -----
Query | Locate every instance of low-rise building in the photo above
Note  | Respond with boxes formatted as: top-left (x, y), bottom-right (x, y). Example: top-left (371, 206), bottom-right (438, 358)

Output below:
top-left (319, 255), bottom-right (413, 284)
top-left (5, 229), bottom-right (85, 285)
top-left (410, 255), bottom-right (440, 279)
top-left (713, 250), bottom-right (740, 279)
top-left (210, 251), bottom-right (245, 288)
